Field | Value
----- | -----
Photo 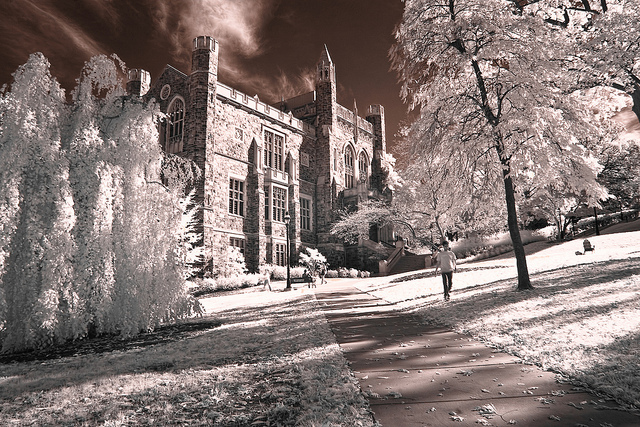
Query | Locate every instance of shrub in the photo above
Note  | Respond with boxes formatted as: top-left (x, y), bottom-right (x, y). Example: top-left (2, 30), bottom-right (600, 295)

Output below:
top-left (348, 268), bottom-right (359, 278)
top-left (299, 248), bottom-right (328, 277)
top-left (270, 266), bottom-right (287, 281)
top-left (189, 274), bottom-right (268, 296)
top-left (326, 270), bottom-right (339, 278)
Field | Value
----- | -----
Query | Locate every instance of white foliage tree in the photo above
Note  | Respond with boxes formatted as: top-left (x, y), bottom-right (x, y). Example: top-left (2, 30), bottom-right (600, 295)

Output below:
top-left (0, 54), bottom-right (80, 351)
top-left (0, 53), bottom-right (202, 352)
top-left (391, 0), bottom-right (614, 290)
top-left (65, 55), bottom-right (125, 337)
top-left (299, 248), bottom-right (328, 277)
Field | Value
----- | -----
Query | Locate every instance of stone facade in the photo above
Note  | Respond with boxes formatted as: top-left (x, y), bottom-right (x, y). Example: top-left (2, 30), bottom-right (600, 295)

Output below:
top-left (128, 36), bottom-right (392, 273)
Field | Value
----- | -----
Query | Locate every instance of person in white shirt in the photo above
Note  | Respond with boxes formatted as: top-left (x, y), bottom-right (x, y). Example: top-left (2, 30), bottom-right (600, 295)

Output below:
top-left (435, 241), bottom-right (457, 301)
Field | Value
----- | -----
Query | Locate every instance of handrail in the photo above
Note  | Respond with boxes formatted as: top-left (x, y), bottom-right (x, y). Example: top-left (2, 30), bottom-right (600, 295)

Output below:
top-left (378, 240), bottom-right (405, 276)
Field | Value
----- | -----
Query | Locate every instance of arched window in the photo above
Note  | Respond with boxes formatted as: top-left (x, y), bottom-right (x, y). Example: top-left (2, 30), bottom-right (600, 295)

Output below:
top-left (166, 97), bottom-right (185, 154)
top-left (344, 145), bottom-right (355, 189)
top-left (358, 151), bottom-right (369, 184)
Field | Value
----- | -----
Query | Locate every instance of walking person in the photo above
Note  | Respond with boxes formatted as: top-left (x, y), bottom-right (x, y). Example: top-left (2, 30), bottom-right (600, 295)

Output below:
top-left (319, 262), bottom-right (327, 285)
top-left (435, 241), bottom-right (457, 301)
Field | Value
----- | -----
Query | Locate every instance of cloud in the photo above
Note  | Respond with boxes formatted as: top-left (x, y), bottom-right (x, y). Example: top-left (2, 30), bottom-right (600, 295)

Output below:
top-left (145, 0), bottom-right (276, 63)
top-left (1, 1), bottom-right (104, 61)
top-left (221, 66), bottom-right (317, 103)
top-left (1, 0), bottom-right (314, 103)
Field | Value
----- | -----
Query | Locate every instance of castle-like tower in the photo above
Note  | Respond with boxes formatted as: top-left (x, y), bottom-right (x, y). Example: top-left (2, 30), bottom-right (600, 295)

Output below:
top-left (127, 36), bottom-right (392, 273)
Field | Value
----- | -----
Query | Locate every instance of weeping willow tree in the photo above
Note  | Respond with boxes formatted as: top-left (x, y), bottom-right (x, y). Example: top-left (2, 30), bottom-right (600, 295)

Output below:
top-left (0, 53), bottom-right (202, 352)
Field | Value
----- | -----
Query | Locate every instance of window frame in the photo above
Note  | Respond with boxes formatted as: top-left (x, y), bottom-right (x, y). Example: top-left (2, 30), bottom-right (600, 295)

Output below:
top-left (228, 178), bottom-right (245, 217)
top-left (300, 196), bottom-right (312, 231)
top-left (272, 186), bottom-right (287, 223)
top-left (264, 128), bottom-right (285, 172)
top-left (166, 96), bottom-right (185, 154)
top-left (358, 151), bottom-right (369, 184)
top-left (275, 243), bottom-right (287, 266)
top-left (344, 145), bottom-right (355, 189)
top-left (230, 237), bottom-right (245, 254)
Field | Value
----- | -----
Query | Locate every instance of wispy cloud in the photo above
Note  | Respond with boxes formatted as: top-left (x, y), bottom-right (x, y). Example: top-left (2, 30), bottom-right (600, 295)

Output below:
top-left (0, 0), bottom-right (105, 85)
top-left (143, 0), bottom-right (275, 64)
top-left (222, 66), bottom-right (317, 103)
top-left (1, 0), bottom-right (316, 101)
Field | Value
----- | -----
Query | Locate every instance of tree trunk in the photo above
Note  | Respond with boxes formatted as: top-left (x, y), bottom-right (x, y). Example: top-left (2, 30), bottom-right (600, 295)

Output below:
top-left (501, 161), bottom-right (533, 290)
top-left (630, 85), bottom-right (640, 125)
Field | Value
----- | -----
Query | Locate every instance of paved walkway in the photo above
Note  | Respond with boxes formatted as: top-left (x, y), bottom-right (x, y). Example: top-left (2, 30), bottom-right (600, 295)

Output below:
top-left (314, 281), bottom-right (640, 427)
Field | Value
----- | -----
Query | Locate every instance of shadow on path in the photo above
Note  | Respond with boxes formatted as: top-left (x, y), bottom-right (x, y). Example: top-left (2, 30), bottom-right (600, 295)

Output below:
top-left (315, 282), bottom-right (640, 427)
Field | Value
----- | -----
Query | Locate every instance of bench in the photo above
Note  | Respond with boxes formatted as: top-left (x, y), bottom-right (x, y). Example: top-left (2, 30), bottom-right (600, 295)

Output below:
top-left (291, 276), bottom-right (316, 288)
top-left (583, 239), bottom-right (595, 252)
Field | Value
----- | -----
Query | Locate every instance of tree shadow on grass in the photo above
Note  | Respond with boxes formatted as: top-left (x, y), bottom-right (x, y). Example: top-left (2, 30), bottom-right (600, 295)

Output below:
top-left (413, 257), bottom-right (640, 409)
top-left (0, 319), bottom-right (223, 365)
top-left (0, 294), bottom-right (332, 402)
top-left (432, 258), bottom-right (640, 316)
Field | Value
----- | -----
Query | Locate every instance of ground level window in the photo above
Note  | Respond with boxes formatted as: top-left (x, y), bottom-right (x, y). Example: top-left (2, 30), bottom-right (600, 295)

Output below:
top-left (275, 243), bottom-right (286, 266)
top-left (230, 237), bottom-right (245, 254)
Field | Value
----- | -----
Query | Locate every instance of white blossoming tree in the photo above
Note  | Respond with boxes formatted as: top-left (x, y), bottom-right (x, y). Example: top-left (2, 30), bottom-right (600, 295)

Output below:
top-left (391, 0), bottom-right (614, 290)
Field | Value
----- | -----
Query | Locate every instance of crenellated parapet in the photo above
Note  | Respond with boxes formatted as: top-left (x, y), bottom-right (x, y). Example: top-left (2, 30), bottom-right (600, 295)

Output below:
top-left (216, 82), bottom-right (315, 136)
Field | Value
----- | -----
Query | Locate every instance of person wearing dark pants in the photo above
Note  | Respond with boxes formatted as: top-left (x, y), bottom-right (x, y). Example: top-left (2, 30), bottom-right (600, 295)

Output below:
top-left (435, 241), bottom-right (457, 301)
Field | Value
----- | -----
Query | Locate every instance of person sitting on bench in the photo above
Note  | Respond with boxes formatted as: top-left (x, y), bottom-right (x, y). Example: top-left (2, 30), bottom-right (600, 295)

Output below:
top-left (583, 239), bottom-right (595, 252)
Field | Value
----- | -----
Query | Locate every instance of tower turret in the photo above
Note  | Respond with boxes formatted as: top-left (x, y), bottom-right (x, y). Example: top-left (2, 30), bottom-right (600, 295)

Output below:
top-left (191, 36), bottom-right (219, 78)
top-left (315, 45), bottom-right (338, 236)
top-left (187, 35), bottom-right (218, 167)
top-left (187, 36), bottom-right (219, 251)
top-left (126, 69), bottom-right (150, 97)
top-left (366, 104), bottom-right (387, 193)
top-left (316, 45), bottom-right (337, 130)
top-left (317, 45), bottom-right (336, 84)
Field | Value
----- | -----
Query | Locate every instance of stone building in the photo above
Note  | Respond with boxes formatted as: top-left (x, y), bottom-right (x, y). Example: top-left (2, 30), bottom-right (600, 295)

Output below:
top-left (126, 35), bottom-right (393, 273)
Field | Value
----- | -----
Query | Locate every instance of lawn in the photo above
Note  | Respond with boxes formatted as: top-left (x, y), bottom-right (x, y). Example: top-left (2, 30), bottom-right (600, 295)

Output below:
top-left (1, 229), bottom-right (638, 425)
top-left (0, 289), bottom-right (375, 426)
top-left (355, 229), bottom-right (640, 409)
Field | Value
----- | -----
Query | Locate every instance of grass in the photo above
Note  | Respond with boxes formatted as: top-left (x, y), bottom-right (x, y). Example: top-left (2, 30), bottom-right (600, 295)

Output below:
top-left (355, 228), bottom-right (640, 409)
top-left (2, 225), bottom-right (639, 425)
top-left (0, 290), bottom-right (375, 426)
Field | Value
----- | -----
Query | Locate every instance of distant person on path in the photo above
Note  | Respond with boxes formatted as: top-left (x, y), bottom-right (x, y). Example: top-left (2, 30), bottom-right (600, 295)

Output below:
top-left (435, 241), bottom-right (457, 301)
top-left (319, 263), bottom-right (327, 285)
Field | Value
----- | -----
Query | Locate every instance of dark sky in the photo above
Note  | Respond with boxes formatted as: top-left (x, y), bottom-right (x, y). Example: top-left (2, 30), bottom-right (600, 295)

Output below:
top-left (0, 0), bottom-right (408, 149)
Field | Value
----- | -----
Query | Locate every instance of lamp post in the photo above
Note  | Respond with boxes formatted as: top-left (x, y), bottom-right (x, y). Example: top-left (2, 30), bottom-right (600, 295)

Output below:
top-left (284, 211), bottom-right (291, 290)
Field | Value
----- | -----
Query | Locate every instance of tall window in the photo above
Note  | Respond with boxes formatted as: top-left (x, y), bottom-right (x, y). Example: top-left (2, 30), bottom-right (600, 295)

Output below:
top-left (264, 187), bottom-right (270, 220)
top-left (229, 178), bottom-right (244, 216)
top-left (358, 152), bottom-right (369, 184)
top-left (166, 98), bottom-right (184, 154)
top-left (272, 187), bottom-right (287, 222)
top-left (344, 146), bottom-right (355, 189)
top-left (264, 129), bottom-right (284, 171)
top-left (300, 197), bottom-right (311, 231)
top-left (275, 243), bottom-right (286, 266)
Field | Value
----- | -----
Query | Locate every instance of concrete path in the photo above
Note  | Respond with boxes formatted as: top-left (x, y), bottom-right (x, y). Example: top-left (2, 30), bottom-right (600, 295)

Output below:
top-left (315, 281), bottom-right (640, 427)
